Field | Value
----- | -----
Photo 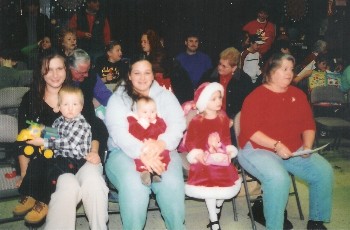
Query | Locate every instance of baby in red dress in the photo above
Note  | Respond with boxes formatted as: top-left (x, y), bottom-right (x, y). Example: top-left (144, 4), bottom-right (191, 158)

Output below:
top-left (127, 96), bottom-right (170, 186)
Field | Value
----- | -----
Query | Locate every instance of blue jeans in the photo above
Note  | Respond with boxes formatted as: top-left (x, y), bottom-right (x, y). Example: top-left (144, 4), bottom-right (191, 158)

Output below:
top-left (238, 142), bottom-right (333, 230)
top-left (105, 148), bottom-right (185, 230)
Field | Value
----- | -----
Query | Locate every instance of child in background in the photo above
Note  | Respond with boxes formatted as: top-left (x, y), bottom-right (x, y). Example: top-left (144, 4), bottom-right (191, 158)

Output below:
top-left (184, 82), bottom-right (241, 230)
top-left (94, 41), bottom-right (128, 84)
top-left (293, 54), bottom-right (330, 91)
top-left (13, 86), bottom-right (92, 224)
top-left (127, 96), bottom-right (170, 186)
top-left (240, 34), bottom-right (265, 87)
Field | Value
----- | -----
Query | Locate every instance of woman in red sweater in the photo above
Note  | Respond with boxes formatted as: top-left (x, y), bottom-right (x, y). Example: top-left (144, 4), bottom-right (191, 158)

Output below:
top-left (238, 53), bottom-right (333, 230)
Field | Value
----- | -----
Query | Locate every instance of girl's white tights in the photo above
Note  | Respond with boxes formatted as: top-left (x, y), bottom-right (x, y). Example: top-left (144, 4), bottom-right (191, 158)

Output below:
top-left (205, 199), bottom-right (224, 230)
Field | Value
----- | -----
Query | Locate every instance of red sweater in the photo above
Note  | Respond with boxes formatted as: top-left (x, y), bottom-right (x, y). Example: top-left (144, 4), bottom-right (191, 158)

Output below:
top-left (243, 20), bottom-right (275, 55)
top-left (239, 85), bottom-right (315, 152)
top-left (69, 13), bottom-right (111, 45)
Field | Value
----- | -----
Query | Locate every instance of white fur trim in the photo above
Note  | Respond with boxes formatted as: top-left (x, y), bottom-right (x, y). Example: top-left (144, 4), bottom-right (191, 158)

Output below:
top-left (196, 82), bottom-right (224, 112)
top-left (185, 177), bottom-right (242, 199)
top-left (187, 149), bottom-right (204, 164)
top-left (137, 117), bottom-right (150, 129)
top-left (226, 145), bottom-right (238, 158)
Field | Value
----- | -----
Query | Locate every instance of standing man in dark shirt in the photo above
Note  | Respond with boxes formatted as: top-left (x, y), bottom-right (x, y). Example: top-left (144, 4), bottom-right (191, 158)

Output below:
top-left (69, 0), bottom-right (111, 63)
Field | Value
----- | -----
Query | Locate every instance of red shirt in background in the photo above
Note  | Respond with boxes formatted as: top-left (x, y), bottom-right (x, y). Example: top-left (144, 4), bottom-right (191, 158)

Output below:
top-left (69, 13), bottom-right (111, 45)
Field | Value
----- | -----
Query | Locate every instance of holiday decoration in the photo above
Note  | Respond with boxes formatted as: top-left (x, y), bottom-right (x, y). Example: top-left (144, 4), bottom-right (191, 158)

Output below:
top-left (284, 0), bottom-right (308, 22)
top-left (52, 0), bottom-right (85, 12)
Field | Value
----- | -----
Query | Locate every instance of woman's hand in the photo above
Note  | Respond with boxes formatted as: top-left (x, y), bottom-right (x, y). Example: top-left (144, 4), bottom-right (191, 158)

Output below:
top-left (300, 146), bottom-right (312, 158)
top-left (275, 142), bottom-right (293, 159)
top-left (26, 137), bottom-right (44, 146)
top-left (140, 139), bottom-right (166, 175)
top-left (140, 152), bottom-right (165, 175)
top-left (16, 176), bottom-right (23, 188)
top-left (84, 32), bottom-right (92, 39)
top-left (85, 150), bottom-right (101, 164)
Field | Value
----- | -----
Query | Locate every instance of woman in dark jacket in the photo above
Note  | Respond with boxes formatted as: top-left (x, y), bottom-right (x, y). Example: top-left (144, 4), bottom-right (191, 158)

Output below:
top-left (199, 47), bottom-right (252, 120)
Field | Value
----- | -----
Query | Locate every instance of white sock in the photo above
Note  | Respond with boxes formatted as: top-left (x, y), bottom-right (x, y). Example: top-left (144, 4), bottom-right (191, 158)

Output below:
top-left (205, 199), bottom-right (218, 222)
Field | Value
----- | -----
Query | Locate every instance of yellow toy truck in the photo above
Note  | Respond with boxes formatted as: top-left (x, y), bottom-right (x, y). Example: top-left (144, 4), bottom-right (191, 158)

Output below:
top-left (16, 121), bottom-right (58, 159)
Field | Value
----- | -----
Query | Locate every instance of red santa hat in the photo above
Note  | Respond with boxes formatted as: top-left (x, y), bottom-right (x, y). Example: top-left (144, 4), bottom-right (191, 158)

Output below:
top-left (194, 82), bottom-right (224, 112)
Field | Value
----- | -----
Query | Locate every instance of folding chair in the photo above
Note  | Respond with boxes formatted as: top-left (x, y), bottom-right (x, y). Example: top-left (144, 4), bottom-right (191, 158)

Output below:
top-left (0, 114), bottom-right (22, 224)
top-left (310, 86), bottom-right (350, 150)
top-left (0, 87), bottom-right (29, 117)
top-left (233, 112), bottom-right (304, 230)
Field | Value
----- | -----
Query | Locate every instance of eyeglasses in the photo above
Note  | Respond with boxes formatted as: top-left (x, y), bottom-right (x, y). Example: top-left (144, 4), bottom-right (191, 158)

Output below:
top-left (72, 68), bottom-right (89, 76)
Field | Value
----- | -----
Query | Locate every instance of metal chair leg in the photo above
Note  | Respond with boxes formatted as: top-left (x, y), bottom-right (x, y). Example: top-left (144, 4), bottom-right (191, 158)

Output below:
top-left (241, 168), bottom-right (257, 230)
top-left (290, 174), bottom-right (304, 220)
top-left (232, 197), bottom-right (238, 221)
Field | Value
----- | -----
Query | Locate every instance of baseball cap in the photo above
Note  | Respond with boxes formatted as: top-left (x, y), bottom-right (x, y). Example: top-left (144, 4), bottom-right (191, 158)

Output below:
top-left (250, 34), bottom-right (265, 45)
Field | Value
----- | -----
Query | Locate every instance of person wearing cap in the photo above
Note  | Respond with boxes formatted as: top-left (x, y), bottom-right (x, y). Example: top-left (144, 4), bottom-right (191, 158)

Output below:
top-left (240, 34), bottom-right (264, 87)
top-left (184, 82), bottom-right (241, 230)
top-left (243, 6), bottom-right (276, 58)
top-left (238, 53), bottom-right (333, 230)
top-left (105, 58), bottom-right (186, 229)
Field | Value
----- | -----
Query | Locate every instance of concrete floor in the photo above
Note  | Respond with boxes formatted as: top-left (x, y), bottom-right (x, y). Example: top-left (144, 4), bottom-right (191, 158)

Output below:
top-left (0, 137), bottom-right (349, 230)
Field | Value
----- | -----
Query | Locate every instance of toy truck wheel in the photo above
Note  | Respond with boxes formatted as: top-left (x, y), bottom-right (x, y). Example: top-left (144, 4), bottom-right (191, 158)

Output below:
top-left (44, 149), bottom-right (53, 158)
top-left (24, 146), bottom-right (34, 155)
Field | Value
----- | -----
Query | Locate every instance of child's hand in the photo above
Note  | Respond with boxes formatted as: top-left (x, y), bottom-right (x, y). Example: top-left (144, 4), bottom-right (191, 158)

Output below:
top-left (106, 73), bottom-right (114, 81)
top-left (85, 151), bottom-right (101, 164)
top-left (26, 137), bottom-right (44, 146)
top-left (195, 152), bottom-right (207, 165)
top-left (229, 119), bottom-right (234, 128)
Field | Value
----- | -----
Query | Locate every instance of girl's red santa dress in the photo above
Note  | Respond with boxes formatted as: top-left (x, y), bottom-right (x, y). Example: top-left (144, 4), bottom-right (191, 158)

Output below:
top-left (184, 82), bottom-right (241, 199)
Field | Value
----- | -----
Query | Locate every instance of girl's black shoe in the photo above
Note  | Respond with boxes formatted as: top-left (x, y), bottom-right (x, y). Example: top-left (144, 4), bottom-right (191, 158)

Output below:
top-left (207, 220), bottom-right (221, 230)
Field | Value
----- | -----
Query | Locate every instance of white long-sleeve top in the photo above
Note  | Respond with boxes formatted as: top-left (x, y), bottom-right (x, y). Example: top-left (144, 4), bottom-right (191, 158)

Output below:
top-left (105, 81), bottom-right (186, 159)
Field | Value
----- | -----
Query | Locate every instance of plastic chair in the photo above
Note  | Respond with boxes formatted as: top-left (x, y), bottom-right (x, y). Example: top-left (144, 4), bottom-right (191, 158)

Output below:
top-left (310, 86), bottom-right (350, 150)
top-left (233, 112), bottom-right (304, 230)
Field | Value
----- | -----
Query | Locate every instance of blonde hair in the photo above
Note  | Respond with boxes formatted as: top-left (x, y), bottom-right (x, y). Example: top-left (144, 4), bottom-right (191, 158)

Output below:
top-left (58, 86), bottom-right (84, 106)
top-left (219, 47), bottom-right (240, 67)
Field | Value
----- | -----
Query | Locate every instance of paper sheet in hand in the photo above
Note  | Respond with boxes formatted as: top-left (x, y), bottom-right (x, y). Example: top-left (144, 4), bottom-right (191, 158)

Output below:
top-left (292, 143), bottom-right (330, 157)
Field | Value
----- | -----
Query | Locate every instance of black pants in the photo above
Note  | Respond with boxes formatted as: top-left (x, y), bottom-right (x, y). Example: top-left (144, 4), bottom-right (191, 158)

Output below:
top-left (19, 155), bottom-right (85, 204)
top-left (19, 155), bottom-right (52, 204)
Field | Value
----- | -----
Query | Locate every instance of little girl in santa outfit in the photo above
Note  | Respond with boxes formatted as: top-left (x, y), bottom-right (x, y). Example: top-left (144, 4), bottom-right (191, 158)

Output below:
top-left (184, 82), bottom-right (241, 230)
